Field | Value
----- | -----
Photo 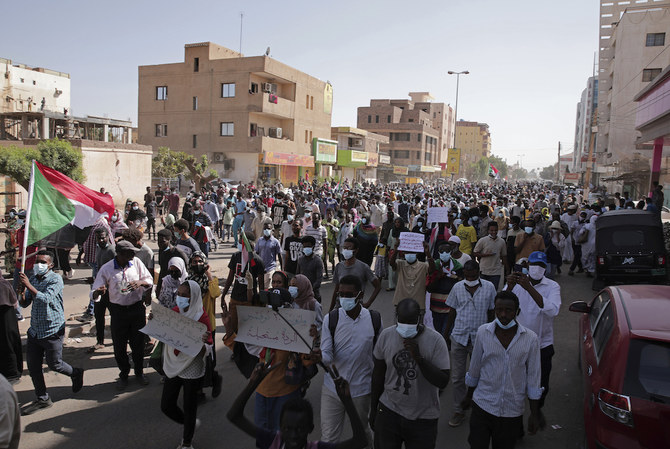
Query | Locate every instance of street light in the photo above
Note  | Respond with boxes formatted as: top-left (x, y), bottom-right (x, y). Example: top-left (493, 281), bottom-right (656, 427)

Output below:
top-left (448, 70), bottom-right (469, 180)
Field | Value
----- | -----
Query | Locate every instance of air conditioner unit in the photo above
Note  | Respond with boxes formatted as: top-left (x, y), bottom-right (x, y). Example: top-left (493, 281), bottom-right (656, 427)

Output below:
top-left (269, 127), bottom-right (282, 139)
top-left (223, 159), bottom-right (235, 171)
top-left (352, 138), bottom-right (363, 147)
top-left (212, 152), bottom-right (226, 163)
top-left (262, 83), bottom-right (273, 93)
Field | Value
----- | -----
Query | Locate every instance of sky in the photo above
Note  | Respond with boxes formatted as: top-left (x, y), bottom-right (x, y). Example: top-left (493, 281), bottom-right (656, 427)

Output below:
top-left (1, 0), bottom-right (599, 171)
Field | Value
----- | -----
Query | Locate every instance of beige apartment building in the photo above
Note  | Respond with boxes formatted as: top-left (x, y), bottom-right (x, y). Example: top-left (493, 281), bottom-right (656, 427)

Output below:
top-left (330, 127), bottom-right (389, 182)
top-left (357, 92), bottom-right (454, 179)
top-left (455, 121), bottom-right (491, 168)
top-left (138, 42), bottom-right (333, 185)
top-left (597, 1), bottom-right (670, 191)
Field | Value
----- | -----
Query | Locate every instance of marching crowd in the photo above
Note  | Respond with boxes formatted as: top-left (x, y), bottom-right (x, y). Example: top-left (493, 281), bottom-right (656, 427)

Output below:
top-left (0, 178), bottom-right (665, 449)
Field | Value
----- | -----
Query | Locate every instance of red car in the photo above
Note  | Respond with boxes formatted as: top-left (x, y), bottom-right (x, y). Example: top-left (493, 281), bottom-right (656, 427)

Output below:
top-left (569, 285), bottom-right (670, 449)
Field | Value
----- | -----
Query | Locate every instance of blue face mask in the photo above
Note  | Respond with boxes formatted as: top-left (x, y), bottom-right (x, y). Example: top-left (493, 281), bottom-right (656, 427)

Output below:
top-left (339, 295), bottom-right (358, 311)
top-left (524, 226), bottom-right (533, 234)
top-left (494, 317), bottom-right (517, 330)
top-left (405, 253), bottom-right (417, 264)
top-left (176, 295), bottom-right (190, 311)
top-left (396, 322), bottom-right (419, 339)
top-left (288, 286), bottom-right (299, 298)
top-left (303, 247), bottom-right (313, 256)
top-left (439, 252), bottom-right (451, 263)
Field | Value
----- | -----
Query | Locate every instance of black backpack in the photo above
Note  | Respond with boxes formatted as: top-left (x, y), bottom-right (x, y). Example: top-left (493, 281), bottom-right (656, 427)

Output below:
top-left (328, 308), bottom-right (382, 347)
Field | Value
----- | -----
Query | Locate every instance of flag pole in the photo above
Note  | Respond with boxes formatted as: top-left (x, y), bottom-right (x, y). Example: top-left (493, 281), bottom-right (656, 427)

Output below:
top-left (21, 160), bottom-right (36, 274)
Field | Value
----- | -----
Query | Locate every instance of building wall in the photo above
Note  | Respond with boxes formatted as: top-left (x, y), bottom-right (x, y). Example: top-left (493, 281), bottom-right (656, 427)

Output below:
top-left (1, 58), bottom-right (70, 114)
top-left (455, 121), bottom-right (491, 167)
top-left (138, 42), bottom-right (332, 183)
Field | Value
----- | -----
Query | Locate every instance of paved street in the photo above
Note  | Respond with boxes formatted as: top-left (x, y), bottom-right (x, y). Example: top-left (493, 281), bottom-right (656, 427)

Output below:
top-left (14, 240), bottom-right (589, 449)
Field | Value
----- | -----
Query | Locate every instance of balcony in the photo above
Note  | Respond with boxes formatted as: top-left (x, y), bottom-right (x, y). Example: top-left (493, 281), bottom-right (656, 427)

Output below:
top-left (247, 92), bottom-right (295, 119)
top-left (248, 135), bottom-right (296, 154)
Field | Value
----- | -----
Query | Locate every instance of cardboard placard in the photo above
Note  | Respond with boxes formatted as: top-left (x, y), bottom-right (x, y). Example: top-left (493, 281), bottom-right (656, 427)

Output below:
top-left (397, 232), bottom-right (425, 253)
top-left (141, 303), bottom-right (207, 357)
top-left (235, 306), bottom-right (316, 354)
top-left (427, 207), bottom-right (449, 224)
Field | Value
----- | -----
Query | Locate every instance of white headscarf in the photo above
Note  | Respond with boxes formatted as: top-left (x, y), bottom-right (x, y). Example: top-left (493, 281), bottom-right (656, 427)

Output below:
top-left (162, 280), bottom-right (205, 378)
top-left (158, 257), bottom-right (187, 308)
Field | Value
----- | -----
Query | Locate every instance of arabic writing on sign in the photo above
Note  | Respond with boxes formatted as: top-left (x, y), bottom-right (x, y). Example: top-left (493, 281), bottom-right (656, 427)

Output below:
top-left (140, 302), bottom-right (207, 357)
top-left (427, 207), bottom-right (449, 224)
top-left (397, 232), bottom-right (425, 253)
top-left (235, 306), bottom-right (316, 354)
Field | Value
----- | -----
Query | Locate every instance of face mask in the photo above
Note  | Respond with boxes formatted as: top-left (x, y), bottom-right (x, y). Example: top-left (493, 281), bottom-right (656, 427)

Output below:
top-left (472, 216), bottom-right (479, 222)
top-left (361, 218), bottom-right (368, 224)
top-left (339, 295), bottom-right (358, 312)
top-left (439, 251), bottom-right (451, 263)
top-left (97, 241), bottom-right (108, 248)
top-left (132, 206), bottom-right (139, 210)
top-left (508, 224), bottom-right (513, 229)
top-left (191, 264), bottom-right (205, 274)
top-left (112, 216), bottom-right (119, 222)
top-left (176, 295), bottom-right (190, 311)
top-left (305, 212), bottom-right (311, 218)
top-left (342, 249), bottom-right (354, 260)
top-left (288, 286), bottom-right (299, 298)
top-left (303, 247), bottom-right (313, 256)
top-left (287, 215), bottom-right (294, 221)
top-left (170, 271), bottom-right (181, 279)
top-left (528, 265), bottom-right (545, 280)
top-left (420, 210), bottom-right (426, 215)
top-left (194, 210), bottom-right (201, 215)
top-left (494, 317), bottom-right (517, 330)
top-left (405, 253), bottom-right (417, 264)
top-left (396, 322), bottom-right (419, 339)
top-left (34, 262), bottom-right (49, 276)
top-left (464, 279), bottom-right (479, 287)
top-left (524, 226), bottom-right (533, 234)
top-left (174, 231), bottom-right (181, 240)
top-left (498, 212), bottom-right (503, 217)
top-left (263, 229), bottom-right (271, 237)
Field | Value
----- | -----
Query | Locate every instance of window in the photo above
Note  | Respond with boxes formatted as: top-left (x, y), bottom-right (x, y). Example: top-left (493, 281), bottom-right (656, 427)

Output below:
top-left (250, 123), bottom-right (258, 137)
top-left (416, 151), bottom-right (420, 159)
top-left (156, 86), bottom-right (167, 101)
top-left (250, 83), bottom-right (259, 94)
top-left (194, 57), bottom-right (199, 72)
top-left (192, 134), bottom-right (197, 149)
top-left (389, 132), bottom-right (394, 141)
top-left (193, 96), bottom-right (198, 111)
top-left (220, 122), bottom-right (234, 136)
top-left (310, 96), bottom-right (313, 110)
top-left (221, 83), bottom-right (236, 98)
top-left (624, 339), bottom-right (670, 403)
top-left (592, 302), bottom-right (615, 362)
top-left (646, 33), bottom-right (665, 47)
top-left (394, 150), bottom-right (410, 158)
top-left (306, 94), bottom-right (310, 109)
top-left (387, 115), bottom-right (391, 123)
top-left (309, 130), bottom-right (313, 142)
top-left (425, 152), bottom-right (431, 161)
top-left (305, 130), bottom-right (309, 143)
top-left (375, 115), bottom-right (379, 123)
top-left (642, 68), bottom-right (662, 82)
top-left (368, 115), bottom-right (371, 123)
top-left (417, 133), bottom-right (422, 142)
top-left (408, 118), bottom-right (414, 122)
top-left (155, 124), bottom-right (167, 137)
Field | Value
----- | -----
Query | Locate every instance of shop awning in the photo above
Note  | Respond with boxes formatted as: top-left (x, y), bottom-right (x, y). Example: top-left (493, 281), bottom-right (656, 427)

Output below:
top-left (337, 150), bottom-right (368, 168)
top-left (263, 152), bottom-right (314, 167)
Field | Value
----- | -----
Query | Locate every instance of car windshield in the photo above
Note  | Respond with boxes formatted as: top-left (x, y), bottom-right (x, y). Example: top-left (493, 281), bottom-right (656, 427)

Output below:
top-left (598, 226), bottom-right (663, 251)
top-left (624, 339), bottom-right (670, 404)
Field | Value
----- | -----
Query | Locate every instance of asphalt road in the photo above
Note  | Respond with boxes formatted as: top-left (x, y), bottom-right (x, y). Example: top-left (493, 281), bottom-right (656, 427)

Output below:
top-left (13, 240), bottom-right (590, 449)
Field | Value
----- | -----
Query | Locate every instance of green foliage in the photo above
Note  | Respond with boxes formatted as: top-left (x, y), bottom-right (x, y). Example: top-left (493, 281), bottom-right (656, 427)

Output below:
top-left (539, 164), bottom-right (557, 180)
top-left (465, 154), bottom-right (509, 181)
top-left (0, 139), bottom-right (83, 190)
top-left (152, 147), bottom-right (219, 190)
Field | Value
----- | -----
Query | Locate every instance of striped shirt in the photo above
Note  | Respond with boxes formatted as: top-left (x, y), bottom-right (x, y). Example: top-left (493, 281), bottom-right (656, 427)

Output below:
top-left (304, 224), bottom-right (327, 256)
top-left (465, 322), bottom-right (543, 418)
top-left (445, 279), bottom-right (496, 347)
top-left (24, 271), bottom-right (65, 339)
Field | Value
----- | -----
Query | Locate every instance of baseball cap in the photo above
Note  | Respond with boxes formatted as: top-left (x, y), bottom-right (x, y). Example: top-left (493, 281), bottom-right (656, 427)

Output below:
top-left (528, 251), bottom-right (547, 265)
top-left (448, 236), bottom-right (461, 244)
top-left (116, 240), bottom-right (139, 253)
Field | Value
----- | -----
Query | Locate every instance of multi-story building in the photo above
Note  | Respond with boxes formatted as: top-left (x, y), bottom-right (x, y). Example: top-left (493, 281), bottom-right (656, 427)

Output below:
top-left (573, 76), bottom-right (598, 175)
top-left (138, 42), bottom-right (333, 184)
top-left (330, 127), bottom-right (389, 182)
top-left (454, 120), bottom-right (491, 169)
top-left (356, 92), bottom-right (454, 180)
top-left (597, 1), bottom-right (670, 186)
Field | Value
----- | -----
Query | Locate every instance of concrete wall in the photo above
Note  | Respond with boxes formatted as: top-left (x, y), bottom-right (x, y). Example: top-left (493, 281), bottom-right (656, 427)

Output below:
top-left (1, 59), bottom-right (71, 114)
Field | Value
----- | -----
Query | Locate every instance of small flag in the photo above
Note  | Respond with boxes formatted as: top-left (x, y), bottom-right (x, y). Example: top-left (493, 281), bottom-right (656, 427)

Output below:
top-left (24, 161), bottom-right (115, 247)
top-left (239, 230), bottom-right (255, 270)
top-left (488, 163), bottom-right (500, 179)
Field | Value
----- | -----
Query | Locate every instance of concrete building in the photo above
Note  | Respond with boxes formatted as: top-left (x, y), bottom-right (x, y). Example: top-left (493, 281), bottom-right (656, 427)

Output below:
top-left (454, 120), bottom-right (492, 168)
top-left (330, 127), bottom-right (389, 182)
top-left (138, 42), bottom-right (333, 185)
top-left (597, 1), bottom-right (670, 189)
top-left (356, 92), bottom-right (454, 180)
top-left (1, 57), bottom-right (70, 115)
top-left (572, 77), bottom-right (598, 176)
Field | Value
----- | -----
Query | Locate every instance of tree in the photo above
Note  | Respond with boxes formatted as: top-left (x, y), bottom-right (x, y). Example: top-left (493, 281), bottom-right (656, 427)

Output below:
top-left (540, 163), bottom-right (557, 180)
top-left (511, 167), bottom-right (528, 180)
top-left (0, 139), bottom-right (84, 190)
top-left (151, 147), bottom-right (219, 190)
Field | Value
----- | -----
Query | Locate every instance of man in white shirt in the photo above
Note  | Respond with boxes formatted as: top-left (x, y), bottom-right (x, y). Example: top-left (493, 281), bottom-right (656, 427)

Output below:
top-left (91, 241), bottom-right (154, 390)
top-left (314, 275), bottom-right (380, 447)
top-left (505, 251), bottom-right (560, 410)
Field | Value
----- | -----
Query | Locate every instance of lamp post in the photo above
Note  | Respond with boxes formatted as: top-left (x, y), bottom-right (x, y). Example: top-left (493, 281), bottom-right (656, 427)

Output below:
top-left (448, 70), bottom-right (469, 180)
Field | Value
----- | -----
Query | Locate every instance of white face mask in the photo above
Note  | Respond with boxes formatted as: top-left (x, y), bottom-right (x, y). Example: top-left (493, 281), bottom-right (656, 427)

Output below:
top-left (263, 229), bottom-right (272, 237)
top-left (342, 249), bottom-right (354, 260)
top-left (528, 265), bottom-right (545, 280)
top-left (464, 279), bottom-right (479, 287)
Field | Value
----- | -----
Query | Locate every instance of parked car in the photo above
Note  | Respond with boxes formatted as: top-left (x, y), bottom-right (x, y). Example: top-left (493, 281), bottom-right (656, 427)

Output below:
top-left (593, 209), bottom-right (667, 290)
top-left (569, 285), bottom-right (670, 449)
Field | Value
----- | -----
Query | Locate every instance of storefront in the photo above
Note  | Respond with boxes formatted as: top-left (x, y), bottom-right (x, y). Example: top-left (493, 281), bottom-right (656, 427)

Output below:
top-left (313, 138), bottom-right (338, 180)
top-left (259, 152), bottom-right (314, 185)
top-left (336, 150), bottom-right (368, 181)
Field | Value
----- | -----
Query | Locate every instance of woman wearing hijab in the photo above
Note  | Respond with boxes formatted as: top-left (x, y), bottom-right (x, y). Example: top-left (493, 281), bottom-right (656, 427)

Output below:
top-left (187, 251), bottom-right (222, 399)
top-left (0, 276), bottom-right (22, 381)
top-left (158, 257), bottom-right (187, 309)
top-left (110, 209), bottom-right (129, 240)
top-left (386, 217), bottom-right (408, 291)
top-left (288, 274), bottom-right (323, 332)
top-left (158, 280), bottom-right (213, 449)
top-left (352, 214), bottom-right (378, 266)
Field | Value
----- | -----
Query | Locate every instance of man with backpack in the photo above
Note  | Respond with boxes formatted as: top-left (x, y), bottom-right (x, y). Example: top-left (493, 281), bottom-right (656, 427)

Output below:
top-left (313, 275), bottom-right (381, 447)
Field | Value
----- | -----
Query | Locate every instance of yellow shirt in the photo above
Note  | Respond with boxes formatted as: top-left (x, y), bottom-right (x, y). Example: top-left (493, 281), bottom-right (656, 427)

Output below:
top-left (456, 225), bottom-right (478, 255)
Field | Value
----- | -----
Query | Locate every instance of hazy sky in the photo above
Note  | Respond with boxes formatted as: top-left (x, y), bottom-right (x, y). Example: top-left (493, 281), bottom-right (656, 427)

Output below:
top-left (2, 0), bottom-right (599, 170)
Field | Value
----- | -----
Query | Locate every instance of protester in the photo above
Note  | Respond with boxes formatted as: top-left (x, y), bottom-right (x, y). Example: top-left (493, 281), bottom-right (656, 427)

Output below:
top-left (297, 236), bottom-right (324, 302)
top-left (0, 374), bottom-right (20, 449)
top-left (389, 239), bottom-right (430, 310)
top-left (0, 277), bottom-right (22, 382)
top-left (330, 238), bottom-right (381, 312)
top-left (472, 221), bottom-right (508, 290)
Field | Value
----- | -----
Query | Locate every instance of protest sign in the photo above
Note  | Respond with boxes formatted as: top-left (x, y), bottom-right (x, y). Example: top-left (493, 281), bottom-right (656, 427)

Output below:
top-left (427, 207), bottom-right (449, 224)
top-left (235, 306), bottom-right (316, 354)
top-left (140, 303), bottom-right (207, 357)
top-left (397, 232), bottom-right (425, 253)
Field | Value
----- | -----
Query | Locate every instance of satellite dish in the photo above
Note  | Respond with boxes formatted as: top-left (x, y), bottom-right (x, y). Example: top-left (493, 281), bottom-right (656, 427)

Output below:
top-left (265, 47), bottom-right (270, 56)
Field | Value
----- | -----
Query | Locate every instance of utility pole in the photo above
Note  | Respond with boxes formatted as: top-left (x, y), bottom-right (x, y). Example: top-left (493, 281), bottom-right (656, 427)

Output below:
top-left (239, 12), bottom-right (244, 55)
top-left (557, 141), bottom-right (561, 183)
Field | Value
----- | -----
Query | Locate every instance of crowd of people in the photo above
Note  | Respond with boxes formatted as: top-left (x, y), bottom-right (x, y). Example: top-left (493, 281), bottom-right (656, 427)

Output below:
top-left (0, 177), bottom-right (665, 449)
